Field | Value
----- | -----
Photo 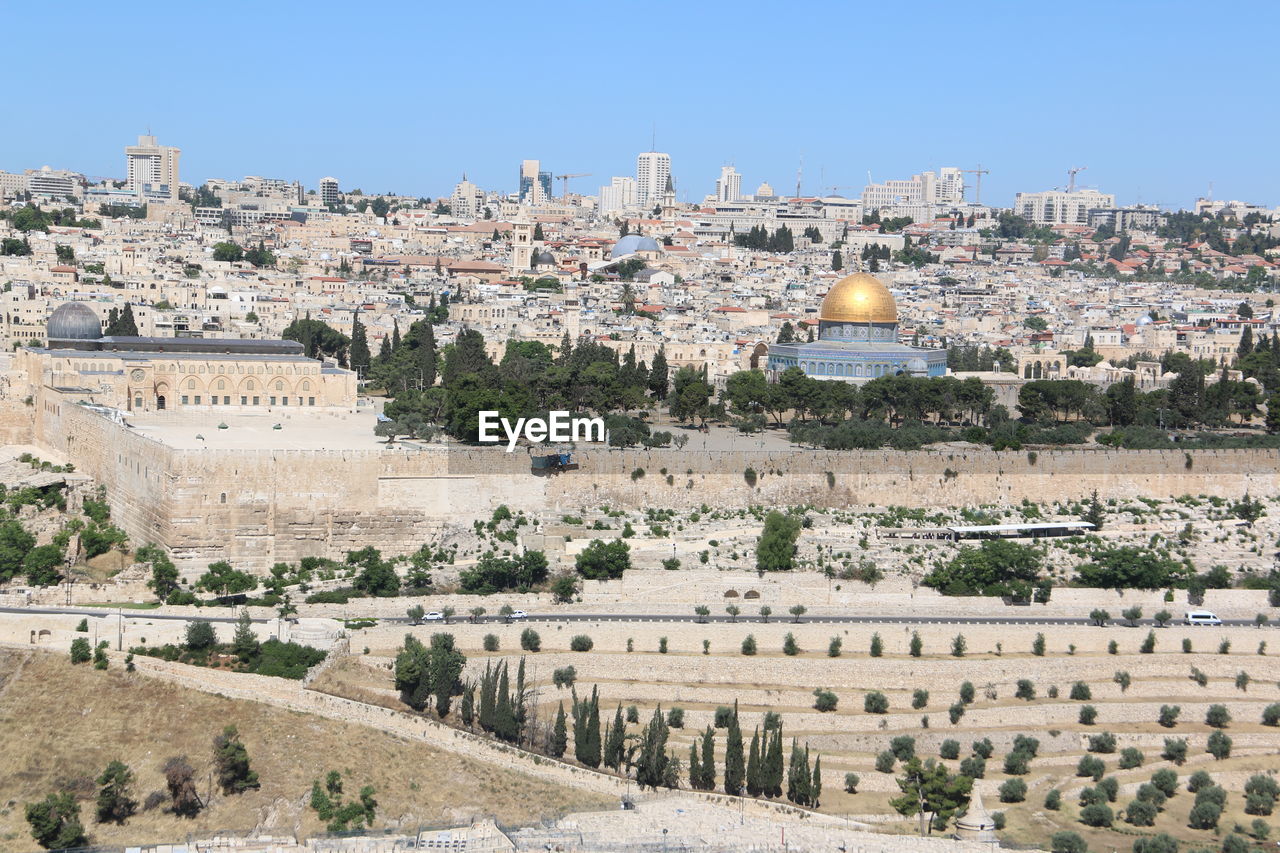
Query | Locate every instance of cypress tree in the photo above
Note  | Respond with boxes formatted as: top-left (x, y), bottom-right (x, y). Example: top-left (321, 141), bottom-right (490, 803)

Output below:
top-left (811, 755), bottom-right (822, 808)
top-left (391, 319), bottom-right (401, 351)
top-left (766, 726), bottom-right (784, 798)
top-left (349, 310), bottom-right (371, 374)
top-left (558, 331), bottom-right (573, 365)
top-left (604, 703), bottom-right (625, 769)
top-left (377, 335), bottom-right (391, 364)
top-left (583, 686), bottom-right (602, 768)
top-left (571, 688), bottom-right (586, 762)
top-left (723, 705), bottom-right (744, 795)
top-left (649, 346), bottom-right (669, 399)
top-left (478, 662), bottom-right (496, 732)
top-left (700, 726), bottom-right (716, 791)
top-left (494, 662), bottom-right (516, 742)
top-left (787, 738), bottom-right (802, 803)
top-left (746, 727), bottom-right (762, 796)
top-left (550, 702), bottom-right (567, 757)
top-left (688, 741), bottom-right (701, 790)
top-left (459, 683), bottom-right (474, 728)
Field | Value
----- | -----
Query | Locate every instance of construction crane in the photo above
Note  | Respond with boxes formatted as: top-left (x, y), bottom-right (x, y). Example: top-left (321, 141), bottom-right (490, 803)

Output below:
top-left (1067, 166), bottom-right (1087, 193)
top-left (826, 185), bottom-right (857, 196)
top-left (960, 165), bottom-right (990, 204)
top-left (555, 173), bottom-right (591, 198)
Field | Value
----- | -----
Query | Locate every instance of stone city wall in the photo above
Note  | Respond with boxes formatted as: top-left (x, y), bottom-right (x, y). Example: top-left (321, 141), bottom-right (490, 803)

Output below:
top-left (35, 408), bottom-right (1280, 572)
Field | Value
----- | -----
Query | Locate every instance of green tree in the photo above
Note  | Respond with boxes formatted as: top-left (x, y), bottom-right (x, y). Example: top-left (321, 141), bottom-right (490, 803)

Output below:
top-left (393, 633), bottom-right (466, 717)
top-left (212, 241), bottom-right (243, 262)
top-left (550, 702), bottom-right (567, 757)
top-left (96, 760), bottom-right (137, 824)
top-left (756, 511), bottom-right (802, 572)
top-left (70, 636), bottom-right (91, 663)
top-left (213, 725), bottom-right (260, 794)
top-left (26, 792), bottom-right (85, 849)
top-left (575, 539), bottom-right (631, 580)
top-left (349, 311), bottom-right (371, 375)
top-left (890, 757), bottom-right (973, 835)
top-left (230, 609), bottom-right (259, 662)
top-left (195, 561), bottom-right (259, 599)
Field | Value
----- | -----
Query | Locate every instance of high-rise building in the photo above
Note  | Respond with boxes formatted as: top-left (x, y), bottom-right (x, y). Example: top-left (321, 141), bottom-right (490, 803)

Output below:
top-left (518, 160), bottom-right (552, 204)
top-left (715, 166), bottom-right (742, 203)
top-left (861, 168), bottom-right (964, 211)
top-left (636, 151), bottom-right (671, 209)
top-left (451, 175), bottom-right (485, 219)
top-left (125, 134), bottom-right (180, 200)
top-left (1014, 188), bottom-right (1116, 225)
top-left (319, 177), bottom-right (340, 206)
top-left (598, 176), bottom-right (637, 216)
top-left (26, 167), bottom-right (84, 200)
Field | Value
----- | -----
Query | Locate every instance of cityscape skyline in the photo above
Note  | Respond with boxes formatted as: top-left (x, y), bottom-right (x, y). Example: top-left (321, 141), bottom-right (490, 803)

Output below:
top-left (3, 0), bottom-right (1277, 209)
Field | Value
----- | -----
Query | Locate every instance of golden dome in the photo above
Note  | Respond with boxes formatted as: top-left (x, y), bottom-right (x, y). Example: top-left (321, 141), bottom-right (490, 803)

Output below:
top-left (819, 272), bottom-right (897, 324)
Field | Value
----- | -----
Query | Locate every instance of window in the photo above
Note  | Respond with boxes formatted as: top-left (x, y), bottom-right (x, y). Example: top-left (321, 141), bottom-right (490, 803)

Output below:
top-left (224, 396), bottom-right (230, 405)
top-left (269, 396), bottom-right (276, 406)
top-left (281, 397), bottom-right (288, 406)
top-left (240, 396), bottom-right (247, 405)
top-left (194, 396), bottom-right (202, 404)
top-left (253, 396), bottom-right (260, 406)
top-left (219, 493), bottom-right (227, 504)
top-left (181, 395), bottom-right (189, 404)
top-left (308, 397), bottom-right (315, 406)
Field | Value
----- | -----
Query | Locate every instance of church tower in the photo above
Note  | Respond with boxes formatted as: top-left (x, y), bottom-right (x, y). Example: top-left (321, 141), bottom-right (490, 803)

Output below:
top-left (510, 213), bottom-right (533, 274)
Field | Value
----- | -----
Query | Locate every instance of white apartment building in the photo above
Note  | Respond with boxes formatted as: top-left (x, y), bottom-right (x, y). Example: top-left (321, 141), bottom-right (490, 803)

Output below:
top-left (451, 176), bottom-right (485, 219)
top-left (1014, 188), bottom-right (1116, 225)
top-left (715, 166), bottom-right (742, 203)
top-left (125, 134), bottom-right (180, 200)
top-left (636, 151), bottom-right (671, 209)
top-left (319, 177), bottom-right (340, 206)
top-left (861, 167), bottom-right (964, 211)
top-left (26, 167), bottom-right (84, 200)
top-left (598, 176), bottom-right (637, 216)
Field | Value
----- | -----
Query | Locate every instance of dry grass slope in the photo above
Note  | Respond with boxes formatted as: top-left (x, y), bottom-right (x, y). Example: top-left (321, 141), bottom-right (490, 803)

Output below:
top-left (0, 649), bottom-right (611, 852)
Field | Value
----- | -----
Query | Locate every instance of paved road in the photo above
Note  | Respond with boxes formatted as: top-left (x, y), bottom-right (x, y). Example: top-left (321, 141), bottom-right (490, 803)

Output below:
top-left (2, 605), bottom-right (1266, 629)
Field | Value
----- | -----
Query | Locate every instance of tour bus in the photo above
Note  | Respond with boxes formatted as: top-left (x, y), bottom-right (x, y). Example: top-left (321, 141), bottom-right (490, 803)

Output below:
top-left (1184, 610), bottom-right (1223, 626)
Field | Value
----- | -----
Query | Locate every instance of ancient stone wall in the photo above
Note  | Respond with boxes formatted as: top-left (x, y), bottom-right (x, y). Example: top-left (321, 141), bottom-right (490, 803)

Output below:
top-left (35, 408), bottom-right (1280, 573)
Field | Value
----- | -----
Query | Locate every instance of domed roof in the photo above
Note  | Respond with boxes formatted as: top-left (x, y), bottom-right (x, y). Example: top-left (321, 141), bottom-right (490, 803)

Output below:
top-left (47, 302), bottom-right (102, 340)
top-left (819, 272), bottom-right (897, 324)
top-left (610, 235), bottom-right (661, 259)
top-left (534, 250), bottom-right (556, 265)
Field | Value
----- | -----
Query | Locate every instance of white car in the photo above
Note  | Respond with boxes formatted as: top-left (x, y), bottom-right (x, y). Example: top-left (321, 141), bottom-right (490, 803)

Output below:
top-left (1184, 610), bottom-right (1222, 626)
top-left (423, 611), bottom-right (443, 622)
top-left (510, 610), bottom-right (528, 620)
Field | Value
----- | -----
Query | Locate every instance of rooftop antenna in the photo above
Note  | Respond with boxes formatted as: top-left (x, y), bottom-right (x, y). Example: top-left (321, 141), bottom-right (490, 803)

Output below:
top-left (795, 155), bottom-right (803, 198)
top-left (651, 123), bottom-right (656, 153)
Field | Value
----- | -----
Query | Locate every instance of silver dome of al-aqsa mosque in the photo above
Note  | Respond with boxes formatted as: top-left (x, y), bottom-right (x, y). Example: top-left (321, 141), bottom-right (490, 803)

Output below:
top-left (47, 302), bottom-right (103, 341)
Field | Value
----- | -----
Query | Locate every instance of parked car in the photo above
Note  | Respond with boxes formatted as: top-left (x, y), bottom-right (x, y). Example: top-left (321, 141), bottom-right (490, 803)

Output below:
top-left (1184, 609), bottom-right (1222, 626)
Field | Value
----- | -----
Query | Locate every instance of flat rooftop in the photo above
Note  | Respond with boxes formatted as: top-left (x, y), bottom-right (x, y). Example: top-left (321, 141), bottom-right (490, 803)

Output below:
top-left (123, 408), bottom-right (389, 451)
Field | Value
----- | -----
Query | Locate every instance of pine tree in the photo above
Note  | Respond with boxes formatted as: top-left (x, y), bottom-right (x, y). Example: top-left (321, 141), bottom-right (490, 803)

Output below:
top-left (550, 702), bottom-right (567, 757)
top-left (700, 726), bottom-right (716, 791)
top-left (558, 330), bottom-right (573, 365)
top-left (724, 705), bottom-right (744, 795)
top-left (746, 726), bottom-right (762, 796)
top-left (604, 703), bottom-right (625, 769)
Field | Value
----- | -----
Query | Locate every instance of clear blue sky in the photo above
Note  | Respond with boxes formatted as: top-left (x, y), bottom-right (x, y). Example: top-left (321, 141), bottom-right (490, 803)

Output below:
top-left (6, 0), bottom-right (1276, 209)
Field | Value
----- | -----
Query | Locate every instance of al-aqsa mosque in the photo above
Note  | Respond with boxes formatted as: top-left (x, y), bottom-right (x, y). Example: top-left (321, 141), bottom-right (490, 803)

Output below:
top-left (766, 272), bottom-right (946, 381)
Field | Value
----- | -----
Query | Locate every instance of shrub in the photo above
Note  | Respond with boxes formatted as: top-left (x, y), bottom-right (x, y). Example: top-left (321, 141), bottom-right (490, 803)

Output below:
top-left (1070, 681), bottom-right (1092, 701)
top-left (1134, 835), bottom-right (1180, 853)
top-left (1187, 770), bottom-right (1213, 793)
top-left (1219, 639), bottom-right (1231, 654)
top-left (1243, 774), bottom-right (1279, 816)
top-left (1077, 755), bottom-right (1106, 781)
top-left (1123, 605), bottom-right (1143, 626)
top-left (909, 631), bottom-right (922, 657)
top-left (843, 773), bottom-right (859, 793)
top-left (1205, 704), bottom-right (1231, 728)
top-left (1236, 670), bottom-right (1251, 691)
top-left (1079, 705), bottom-right (1098, 725)
top-left (1097, 777), bottom-right (1119, 802)
top-left (1108, 639), bottom-right (1119, 655)
top-left (714, 706), bottom-right (734, 728)
top-left (1088, 732), bottom-right (1117, 753)
top-left (782, 633), bottom-right (799, 656)
top-left (1151, 768), bottom-right (1178, 798)
top-left (1012, 735), bottom-right (1039, 757)
top-left (75, 618), bottom-right (88, 632)
top-left (827, 636), bottom-right (842, 657)
top-left (869, 633), bottom-right (883, 657)
top-left (972, 738), bottom-right (994, 759)
top-left (999, 778), bottom-right (1027, 803)
top-left (70, 637), bottom-right (91, 664)
top-left (1188, 800), bottom-right (1222, 829)
top-left (1050, 831), bottom-right (1087, 853)
top-left (864, 691), bottom-right (889, 714)
top-left (1014, 679), bottom-right (1036, 700)
top-left (887, 736), bottom-right (915, 763)
top-left (1125, 799), bottom-right (1157, 826)
top-left (482, 634), bottom-right (499, 652)
top-left (552, 666), bottom-right (576, 688)
top-left (1154, 609), bottom-right (1172, 627)
top-left (1162, 738), bottom-right (1188, 765)
top-left (658, 636), bottom-right (668, 654)
top-left (948, 702), bottom-right (965, 724)
top-left (911, 689), bottom-right (929, 709)
top-left (959, 756), bottom-right (985, 778)
top-left (1182, 638), bottom-right (1192, 653)
top-left (1158, 704), bottom-right (1180, 727)
top-left (1113, 670), bottom-right (1131, 692)
top-left (1118, 747), bottom-right (1144, 770)
top-left (1136, 784), bottom-right (1166, 809)
top-left (1206, 730), bottom-right (1232, 759)
top-left (1089, 608), bottom-right (1110, 626)
top-left (569, 634), bottom-right (593, 652)
top-left (992, 811), bottom-right (1006, 830)
top-left (950, 634), bottom-right (966, 656)
top-left (741, 634), bottom-right (757, 655)
top-left (813, 689), bottom-right (838, 712)
top-left (1004, 751), bottom-right (1031, 775)
top-left (626, 705), bottom-right (639, 724)
top-left (1032, 633), bottom-right (1046, 656)
top-left (1044, 788), bottom-right (1062, 810)
top-left (1263, 703), bottom-right (1280, 726)
top-left (520, 627), bottom-right (541, 652)
top-left (1079, 802), bottom-right (1113, 827)
top-left (959, 681), bottom-right (975, 704)
top-left (666, 707), bottom-right (684, 728)
top-left (939, 739), bottom-right (960, 760)
top-left (1140, 631), bottom-right (1156, 654)
top-left (875, 751), bottom-right (895, 773)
